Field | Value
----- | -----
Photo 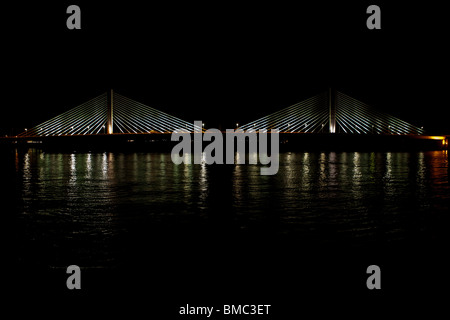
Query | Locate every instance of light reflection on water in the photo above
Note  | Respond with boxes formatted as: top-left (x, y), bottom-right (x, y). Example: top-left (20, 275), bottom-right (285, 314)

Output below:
top-left (11, 150), bottom-right (450, 267)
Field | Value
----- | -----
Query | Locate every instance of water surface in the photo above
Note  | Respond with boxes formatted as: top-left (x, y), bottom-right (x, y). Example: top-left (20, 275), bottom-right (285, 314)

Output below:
top-left (7, 150), bottom-right (449, 268)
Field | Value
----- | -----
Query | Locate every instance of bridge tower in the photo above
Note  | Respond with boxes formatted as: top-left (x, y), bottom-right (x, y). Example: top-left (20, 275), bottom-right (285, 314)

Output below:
top-left (107, 89), bottom-right (114, 134)
top-left (329, 88), bottom-right (336, 133)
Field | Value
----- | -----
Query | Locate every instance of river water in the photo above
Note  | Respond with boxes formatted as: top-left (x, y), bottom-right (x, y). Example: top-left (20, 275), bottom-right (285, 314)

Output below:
top-left (5, 149), bottom-right (450, 312)
top-left (7, 149), bottom-right (448, 264)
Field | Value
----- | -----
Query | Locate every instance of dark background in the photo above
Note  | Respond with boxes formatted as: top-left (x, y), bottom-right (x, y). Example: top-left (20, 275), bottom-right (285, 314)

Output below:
top-left (5, 1), bottom-right (449, 318)
top-left (2, 1), bottom-right (449, 134)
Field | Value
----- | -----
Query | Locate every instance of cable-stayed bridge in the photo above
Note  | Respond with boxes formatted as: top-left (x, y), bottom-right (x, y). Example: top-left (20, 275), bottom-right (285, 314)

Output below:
top-left (2, 89), bottom-right (447, 150)
top-left (15, 89), bottom-right (424, 137)
top-left (17, 90), bottom-right (202, 137)
top-left (239, 89), bottom-right (424, 135)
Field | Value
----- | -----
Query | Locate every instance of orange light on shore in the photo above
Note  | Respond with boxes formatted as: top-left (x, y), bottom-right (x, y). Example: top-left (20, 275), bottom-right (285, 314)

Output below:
top-left (429, 136), bottom-right (445, 140)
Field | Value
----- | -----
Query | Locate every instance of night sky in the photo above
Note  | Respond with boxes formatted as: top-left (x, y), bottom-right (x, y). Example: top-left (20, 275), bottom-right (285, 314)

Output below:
top-left (3, 1), bottom-right (449, 134)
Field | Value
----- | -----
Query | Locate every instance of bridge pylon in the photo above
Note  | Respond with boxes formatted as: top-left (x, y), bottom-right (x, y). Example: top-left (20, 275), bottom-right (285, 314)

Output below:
top-left (107, 89), bottom-right (114, 134)
top-left (329, 88), bottom-right (336, 133)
